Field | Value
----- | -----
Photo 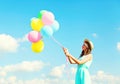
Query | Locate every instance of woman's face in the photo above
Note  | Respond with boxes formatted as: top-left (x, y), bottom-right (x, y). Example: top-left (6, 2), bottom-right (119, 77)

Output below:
top-left (82, 43), bottom-right (88, 51)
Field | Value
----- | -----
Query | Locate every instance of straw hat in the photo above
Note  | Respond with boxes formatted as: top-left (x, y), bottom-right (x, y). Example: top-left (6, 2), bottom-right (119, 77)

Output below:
top-left (84, 39), bottom-right (94, 50)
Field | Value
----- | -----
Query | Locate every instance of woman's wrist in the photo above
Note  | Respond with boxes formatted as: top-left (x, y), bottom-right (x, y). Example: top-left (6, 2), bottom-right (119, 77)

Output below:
top-left (67, 53), bottom-right (71, 57)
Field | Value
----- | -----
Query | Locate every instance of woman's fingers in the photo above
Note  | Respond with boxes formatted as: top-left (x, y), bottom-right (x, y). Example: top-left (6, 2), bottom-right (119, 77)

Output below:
top-left (63, 47), bottom-right (67, 52)
top-left (64, 48), bottom-right (68, 52)
top-left (62, 47), bottom-right (70, 56)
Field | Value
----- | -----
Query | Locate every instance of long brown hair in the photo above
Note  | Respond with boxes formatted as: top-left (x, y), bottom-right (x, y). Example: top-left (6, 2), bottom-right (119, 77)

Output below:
top-left (80, 41), bottom-right (92, 57)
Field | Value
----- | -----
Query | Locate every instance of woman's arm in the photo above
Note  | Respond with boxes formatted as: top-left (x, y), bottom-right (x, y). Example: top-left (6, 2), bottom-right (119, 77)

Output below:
top-left (63, 48), bottom-right (76, 64)
top-left (63, 47), bottom-right (92, 64)
top-left (67, 56), bottom-right (76, 64)
top-left (68, 54), bottom-right (92, 64)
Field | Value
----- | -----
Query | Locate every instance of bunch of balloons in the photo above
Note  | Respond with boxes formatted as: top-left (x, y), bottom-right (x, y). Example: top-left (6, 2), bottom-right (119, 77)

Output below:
top-left (27, 10), bottom-right (60, 53)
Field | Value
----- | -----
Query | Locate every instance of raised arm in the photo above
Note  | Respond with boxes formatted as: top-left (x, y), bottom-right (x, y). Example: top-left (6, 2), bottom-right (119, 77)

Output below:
top-left (67, 54), bottom-right (92, 64)
top-left (63, 47), bottom-right (76, 64)
top-left (63, 47), bottom-right (92, 64)
top-left (67, 56), bottom-right (76, 64)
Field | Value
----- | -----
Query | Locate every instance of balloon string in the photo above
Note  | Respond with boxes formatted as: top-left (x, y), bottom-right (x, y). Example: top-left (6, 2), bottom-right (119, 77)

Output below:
top-left (50, 36), bottom-right (64, 48)
top-left (50, 36), bottom-right (70, 79)
top-left (66, 57), bottom-right (70, 80)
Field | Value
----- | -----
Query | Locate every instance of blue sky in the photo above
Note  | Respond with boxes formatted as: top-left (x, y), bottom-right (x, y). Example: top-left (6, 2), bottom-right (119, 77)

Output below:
top-left (0, 0), bottom-right (120, 84)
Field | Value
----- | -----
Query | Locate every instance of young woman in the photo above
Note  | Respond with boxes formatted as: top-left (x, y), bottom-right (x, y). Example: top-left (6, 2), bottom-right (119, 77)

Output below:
top-left (63, 39), bottom-right (94, 84)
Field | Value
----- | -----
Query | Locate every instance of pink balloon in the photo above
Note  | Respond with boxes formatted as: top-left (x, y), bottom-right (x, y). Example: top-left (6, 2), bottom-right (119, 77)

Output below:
top-left (28, 31), bottom-right (42, 43)
top-left (42, 11), bottom-right (55, 25)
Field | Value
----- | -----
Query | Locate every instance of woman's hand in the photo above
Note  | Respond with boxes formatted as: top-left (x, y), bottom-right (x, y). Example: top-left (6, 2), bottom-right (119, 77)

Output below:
top-left (63, 47), bottom-right (70, 57)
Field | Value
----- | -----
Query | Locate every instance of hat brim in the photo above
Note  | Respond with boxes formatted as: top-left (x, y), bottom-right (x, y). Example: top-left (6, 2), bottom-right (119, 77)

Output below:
top-left (84, 39), bottom-right (94, 50)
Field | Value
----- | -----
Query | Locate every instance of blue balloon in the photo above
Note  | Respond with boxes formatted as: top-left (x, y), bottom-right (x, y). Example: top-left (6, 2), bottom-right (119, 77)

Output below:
top-left (41, 26), bottom-right (53, 37)
top-left (51, 20), bottom-right (59, 32)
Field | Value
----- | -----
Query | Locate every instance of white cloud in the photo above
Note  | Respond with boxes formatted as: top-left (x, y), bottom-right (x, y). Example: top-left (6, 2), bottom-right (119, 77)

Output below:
top-left (7, 76), bottom-right (17, 84)
top-left (17, 34), bottom-right (28, 43)
top-left (0, 70), bottom-right (7, 77)
top-left (91, 70), bottom-right (120, 84)
top-left (24, 78), bottom-right (74, 84)
top-left (49, 64), bottom-right (65, 78)
top-left (0, 77), bottom-right (74, 84)
top-left (117, 42), bottom-right (120, 51)
top-left (70, 67), bottom-right (76, 75)
top-left (92, 33), bottom-right (98, 38)
top-left (1, 64), bottom-right (75, 84)
top-left (49, 64), bottom-right (76, 82)
top-left (0, 64), bottom-right (120, 84)
top-left (0, 76), bottom-right (18, 84)
top-left (0, 60), bottom-right (45, 77)
top-left (0, 34), bottom-right (19, 53)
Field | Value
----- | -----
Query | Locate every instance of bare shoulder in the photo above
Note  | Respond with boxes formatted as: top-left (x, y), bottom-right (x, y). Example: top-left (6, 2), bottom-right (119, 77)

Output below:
top-left (89, 53), bottom-right (93, 57)
top-left (87, 54), bottom-right (93, 60)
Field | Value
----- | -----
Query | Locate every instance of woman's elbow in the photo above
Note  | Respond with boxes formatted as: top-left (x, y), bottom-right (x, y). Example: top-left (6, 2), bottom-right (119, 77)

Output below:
top-left (77, 61), bottom-right (82, 65)
top-left (70, 61), bottom-right (74, 64)
top-left (70, 61), bottom-right (76, 64)
top-left (77, 63), bottom-right (81, 65)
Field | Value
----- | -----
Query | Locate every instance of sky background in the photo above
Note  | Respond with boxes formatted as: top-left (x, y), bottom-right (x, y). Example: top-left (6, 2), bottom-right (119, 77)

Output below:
top-left (0, 0), bottom-right (120, 84)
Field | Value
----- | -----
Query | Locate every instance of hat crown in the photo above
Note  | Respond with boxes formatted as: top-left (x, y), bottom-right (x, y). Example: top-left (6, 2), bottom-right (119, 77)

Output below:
top-left (89, 41), bottom-right (94, 49)
top-left (84, 39), bottom-right (94, 50)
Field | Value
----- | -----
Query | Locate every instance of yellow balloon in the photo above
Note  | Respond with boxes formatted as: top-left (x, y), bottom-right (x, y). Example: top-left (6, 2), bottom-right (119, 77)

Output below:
top-left (31, 40), bottom-right (44, 53)
top-left (31, 18), bottom-right (44, 31)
